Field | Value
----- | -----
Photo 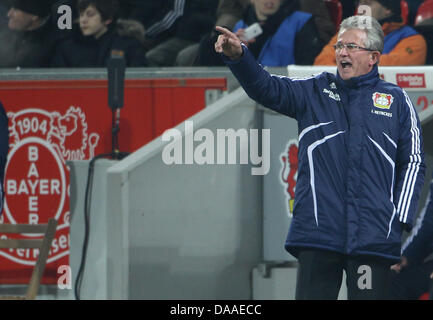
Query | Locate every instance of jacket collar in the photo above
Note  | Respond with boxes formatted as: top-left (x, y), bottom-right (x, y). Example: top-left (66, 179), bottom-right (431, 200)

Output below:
top-left (336, 64), bottom-right (380, 89)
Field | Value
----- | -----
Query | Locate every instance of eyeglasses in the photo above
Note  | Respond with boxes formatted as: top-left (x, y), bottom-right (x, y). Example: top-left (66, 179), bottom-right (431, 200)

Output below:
top-left (333, 42), bottom-right (375, 52)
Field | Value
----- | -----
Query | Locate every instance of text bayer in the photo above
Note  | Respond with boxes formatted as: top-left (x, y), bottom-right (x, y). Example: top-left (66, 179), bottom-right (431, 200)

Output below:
top-left (161, 121), bottom-right (270, 175)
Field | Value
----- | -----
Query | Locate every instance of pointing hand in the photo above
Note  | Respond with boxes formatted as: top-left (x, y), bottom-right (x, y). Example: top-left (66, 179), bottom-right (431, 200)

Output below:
top-left (214, 26), bottom-right (243, 60)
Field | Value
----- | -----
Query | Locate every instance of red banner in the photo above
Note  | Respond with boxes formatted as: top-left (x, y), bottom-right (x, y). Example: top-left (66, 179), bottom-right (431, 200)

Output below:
top-left (396, 73), bottom-right (426, 88)
top-left (0, 78), bottom-right (226, 284)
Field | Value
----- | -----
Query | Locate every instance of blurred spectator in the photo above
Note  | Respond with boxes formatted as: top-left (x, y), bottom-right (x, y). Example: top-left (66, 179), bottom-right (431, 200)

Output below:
top-left (0, 1), bottom-right (8, 29)
top-left (115, 1), bottom-right (185, 53)
top-left (300, 0), bottom-right (335, 44)
top-left (145, 0), bottom-right (219, 66)
top-left (51, 0), bottom-right (147, 67)
top-left (406, 0), bottom-right (424, 25)
top-left (314, 0), bottom-right (427, 65)
top-left (389, 173), bottom-right (433, 300)
top-left (215, 0), bottom-right (251, 30)
top-left (340, 0), bottom-right (357, 19)
top-left (230, 0), bottom-right (325, 66)
top-left (0, 0), bottom-right (57, 68)
top-left (118, 0), bottom-right (163, 30)
top-left (194, 0), bottom-right (334, 67)
top-left (178, 0), bottom-right (250, 66)
top-left (414, 0), bottom-right (433, 65)
top-left (340, 1), bottom-right (425, 26)
top-left (118, 0), bottom-right (146, 20)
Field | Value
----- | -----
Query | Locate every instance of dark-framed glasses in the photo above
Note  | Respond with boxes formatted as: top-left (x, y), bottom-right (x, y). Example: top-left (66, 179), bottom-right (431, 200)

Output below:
top-left (333, 42), bottom-right (375, 52)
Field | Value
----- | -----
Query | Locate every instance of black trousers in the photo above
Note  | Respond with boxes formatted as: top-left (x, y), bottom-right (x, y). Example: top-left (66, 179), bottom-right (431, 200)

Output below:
top-left (388, 259), bottom-right (433, 300)
top-left (295, 249), bottom-right (394, 300)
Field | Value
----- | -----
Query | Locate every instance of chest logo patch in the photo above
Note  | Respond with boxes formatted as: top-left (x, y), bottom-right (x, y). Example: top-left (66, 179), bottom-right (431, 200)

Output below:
top-left (372, 92), bottom-right (394, 110)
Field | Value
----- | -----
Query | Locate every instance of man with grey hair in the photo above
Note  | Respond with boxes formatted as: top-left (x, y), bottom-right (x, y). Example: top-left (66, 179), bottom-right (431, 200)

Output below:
top-left (215, 14), bottom-right (425, 299)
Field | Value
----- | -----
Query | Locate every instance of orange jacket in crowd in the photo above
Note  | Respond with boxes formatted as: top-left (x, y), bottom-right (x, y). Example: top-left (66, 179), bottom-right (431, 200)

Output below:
top-left (314, 22), bottom-right (427, 65)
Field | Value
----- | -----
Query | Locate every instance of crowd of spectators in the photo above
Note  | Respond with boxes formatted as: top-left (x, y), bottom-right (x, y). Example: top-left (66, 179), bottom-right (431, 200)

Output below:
top-left (315, 0), bottom-right (428, 66)
top-left (0, 0), bottom-right (432, 69)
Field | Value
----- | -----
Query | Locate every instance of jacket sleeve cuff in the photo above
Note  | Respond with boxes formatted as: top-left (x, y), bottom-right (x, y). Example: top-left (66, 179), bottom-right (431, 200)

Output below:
top-left (220, 44), bottom-right (247, 64)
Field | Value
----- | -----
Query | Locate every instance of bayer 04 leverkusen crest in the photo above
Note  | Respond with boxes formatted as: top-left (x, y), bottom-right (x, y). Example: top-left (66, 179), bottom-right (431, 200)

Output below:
top-left (0, 107), bottom-right (99, 275)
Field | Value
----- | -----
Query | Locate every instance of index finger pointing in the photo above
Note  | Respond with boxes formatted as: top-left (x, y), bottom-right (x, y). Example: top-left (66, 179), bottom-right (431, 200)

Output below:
top-left (215, 26), bottom-right (236, 39)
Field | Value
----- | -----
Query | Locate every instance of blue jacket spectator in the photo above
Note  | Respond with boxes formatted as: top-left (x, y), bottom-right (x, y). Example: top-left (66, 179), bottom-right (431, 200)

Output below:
top-left (232, 0), bottom-right (325, 66)
top-left (195, 0), bottom-right (332, 67)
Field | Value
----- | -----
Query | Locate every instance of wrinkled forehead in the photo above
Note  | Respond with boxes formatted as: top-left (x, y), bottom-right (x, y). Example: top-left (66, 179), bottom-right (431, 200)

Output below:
top-left (337, 28), bottom-right (368, 45)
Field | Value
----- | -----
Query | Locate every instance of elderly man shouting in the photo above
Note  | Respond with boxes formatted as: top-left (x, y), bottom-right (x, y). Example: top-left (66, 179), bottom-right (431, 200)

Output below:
top-left (215, 15), bottom-right (425, 300)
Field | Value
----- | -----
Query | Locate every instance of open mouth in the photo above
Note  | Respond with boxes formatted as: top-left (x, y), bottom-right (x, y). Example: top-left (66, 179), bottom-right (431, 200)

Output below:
top-left (340, 61), bottom-right (352, 69)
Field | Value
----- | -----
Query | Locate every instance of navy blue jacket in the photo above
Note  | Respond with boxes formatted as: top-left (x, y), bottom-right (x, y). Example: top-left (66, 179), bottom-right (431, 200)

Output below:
top-left (0, 101), bottom-right (9, 215)
top-left (224, 46), bottom-right (425, 261)
top-left (401, 173), bottom-right (433, 264)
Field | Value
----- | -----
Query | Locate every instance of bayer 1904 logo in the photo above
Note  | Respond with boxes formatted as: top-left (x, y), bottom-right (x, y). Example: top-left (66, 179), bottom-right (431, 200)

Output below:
top-left (0, 107), bottom-right (100, 265)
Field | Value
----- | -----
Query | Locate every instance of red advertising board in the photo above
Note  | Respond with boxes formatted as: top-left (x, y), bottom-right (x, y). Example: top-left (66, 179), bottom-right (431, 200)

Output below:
top-left (0, 78), bottom-right (226, 284)
top-left (396, 73), bottom-right (426, 88)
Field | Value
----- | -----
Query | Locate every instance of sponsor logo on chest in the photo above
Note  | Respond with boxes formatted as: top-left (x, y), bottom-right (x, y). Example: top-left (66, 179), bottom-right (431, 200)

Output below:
top-left (323, 88), bottom-right (341, 101)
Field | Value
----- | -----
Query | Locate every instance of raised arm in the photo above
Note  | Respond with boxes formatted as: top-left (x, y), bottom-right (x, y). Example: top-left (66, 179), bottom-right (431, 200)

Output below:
top-left (214, 26), bottom-right (311, 119)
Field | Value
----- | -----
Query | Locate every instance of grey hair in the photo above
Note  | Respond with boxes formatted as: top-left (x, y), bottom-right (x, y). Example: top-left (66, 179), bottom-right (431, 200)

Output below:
top-left (338, 15), bottom-right (384, 52)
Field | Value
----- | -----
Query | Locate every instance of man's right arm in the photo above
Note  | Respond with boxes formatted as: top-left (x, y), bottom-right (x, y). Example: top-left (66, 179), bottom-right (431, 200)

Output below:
top-left (214, 26), bottom-right (309, 119)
